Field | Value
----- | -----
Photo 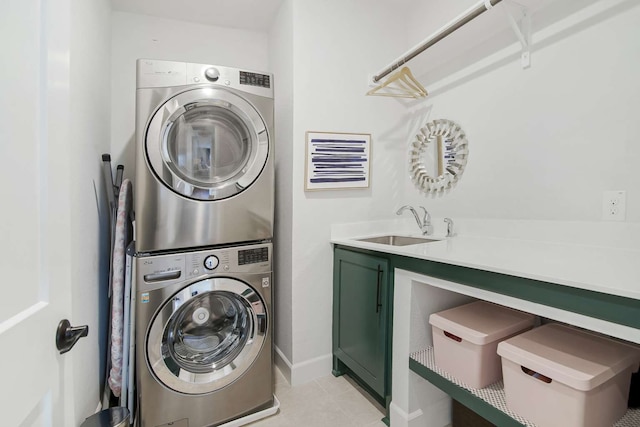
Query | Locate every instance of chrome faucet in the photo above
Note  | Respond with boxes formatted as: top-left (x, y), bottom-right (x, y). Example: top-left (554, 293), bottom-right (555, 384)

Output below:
top-left (396, 205), bottom-right (433, 235)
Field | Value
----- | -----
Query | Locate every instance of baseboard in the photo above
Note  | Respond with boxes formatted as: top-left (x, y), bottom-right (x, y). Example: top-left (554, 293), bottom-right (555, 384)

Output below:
top-left (289, 353), bottom-right (333, 386)
top-left (391, 397), bottom-right (451, 427)
top-left (389, 401), bottom-right (424, 427)
top-left (273, 346), bottom-right (292, 385)
top-left (273, 347), bottom-right (333, 386)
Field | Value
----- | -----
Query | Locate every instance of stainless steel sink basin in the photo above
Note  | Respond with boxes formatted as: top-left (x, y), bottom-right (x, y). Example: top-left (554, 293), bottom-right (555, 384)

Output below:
top-left (355, 235), bottom-right (440, 246)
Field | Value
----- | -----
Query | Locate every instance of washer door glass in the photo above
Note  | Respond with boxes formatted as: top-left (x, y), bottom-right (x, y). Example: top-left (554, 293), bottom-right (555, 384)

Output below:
top-left (165, 290), bottom-right (249, 373)
top-left (146, 87), bottom-right (269, 200)
top-left (147, 278), bottom-right (267, 394)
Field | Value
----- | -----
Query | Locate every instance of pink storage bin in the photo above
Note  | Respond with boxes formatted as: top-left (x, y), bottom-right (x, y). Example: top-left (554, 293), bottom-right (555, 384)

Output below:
top-left (497, 323), bottom-right (640, 427)
top-left (428, 301), bottom-right (536, 388)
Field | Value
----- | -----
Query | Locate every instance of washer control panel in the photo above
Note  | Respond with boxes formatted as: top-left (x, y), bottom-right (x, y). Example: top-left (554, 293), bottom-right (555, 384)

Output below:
top-left (203, 255), bottom-right (219, 270)
top-left (136, 243), bottom-right (272, 292)
top-left (185, 242), bottom-right (271, 279)
top-left (137, 254), bottom-right (185, 290)
top-left (238, 247), bottom-right (269, 265)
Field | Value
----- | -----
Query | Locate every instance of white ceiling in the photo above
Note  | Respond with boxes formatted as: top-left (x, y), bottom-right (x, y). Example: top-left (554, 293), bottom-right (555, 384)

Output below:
top-left (110, 0), bottom-right (285, 31)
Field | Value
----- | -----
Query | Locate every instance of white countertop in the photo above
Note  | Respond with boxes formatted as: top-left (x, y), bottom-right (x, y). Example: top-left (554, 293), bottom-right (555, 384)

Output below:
top-left (331, 220), bottom-right (640, 301)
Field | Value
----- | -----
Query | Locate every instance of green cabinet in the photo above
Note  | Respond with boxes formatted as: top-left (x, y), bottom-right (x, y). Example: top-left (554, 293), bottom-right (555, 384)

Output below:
top-left (332, 243), bottom-right (640, 427)
top-left (332, 247), bottom-right (391, 403)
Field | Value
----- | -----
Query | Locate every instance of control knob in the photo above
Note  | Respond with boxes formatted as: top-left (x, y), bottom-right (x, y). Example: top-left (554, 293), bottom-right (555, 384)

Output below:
top-left (205, 67), bottom-right (220, 82)
top-left (204, 255), bottom-right (219, 270)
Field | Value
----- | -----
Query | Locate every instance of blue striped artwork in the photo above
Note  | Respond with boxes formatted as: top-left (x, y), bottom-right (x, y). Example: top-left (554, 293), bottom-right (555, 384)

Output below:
top-left (305, 132), bottom-right (370, 190)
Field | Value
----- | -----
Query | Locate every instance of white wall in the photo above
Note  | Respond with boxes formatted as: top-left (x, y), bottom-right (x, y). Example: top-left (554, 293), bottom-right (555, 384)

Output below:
top-left (282, 0), bottom-right (411, 381)
top-left (400, 0), bottom-right (640, 224)
top-left (105, 0), bottom-right (640, 390)
top-left (69, 0), bottom-right (112, 423)
top-left (271, 0), bottom-right (640, 385)
top-left (110, 11), bottom-right (270, 181)
top-left (269, 0), bottom-right (295, 368)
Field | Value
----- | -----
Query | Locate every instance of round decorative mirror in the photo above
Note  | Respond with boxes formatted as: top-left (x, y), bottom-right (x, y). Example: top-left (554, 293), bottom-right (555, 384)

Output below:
top-left (409, 119), bottom-right (468, 194)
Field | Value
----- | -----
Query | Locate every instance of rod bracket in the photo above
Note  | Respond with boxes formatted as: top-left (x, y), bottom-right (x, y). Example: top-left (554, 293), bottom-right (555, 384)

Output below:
top-left (503, 0), bottom-right (531, 69)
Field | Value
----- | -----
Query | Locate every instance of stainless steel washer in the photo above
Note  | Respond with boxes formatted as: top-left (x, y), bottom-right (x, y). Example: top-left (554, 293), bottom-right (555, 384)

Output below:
top-left (135, 59), bottom-right (274, 253)
top-left (135, 242), bottom-right (273, 427)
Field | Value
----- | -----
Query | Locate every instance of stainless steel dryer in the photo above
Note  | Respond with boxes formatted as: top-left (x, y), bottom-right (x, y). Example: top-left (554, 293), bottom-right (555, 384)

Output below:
top-left (135, 242), bottom-right (273, 427)
top-left (135, 59), bottom-right (274, 253)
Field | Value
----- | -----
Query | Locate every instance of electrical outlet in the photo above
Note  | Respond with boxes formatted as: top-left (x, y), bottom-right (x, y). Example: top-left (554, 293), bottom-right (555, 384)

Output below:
top-left (602, 190), bottom-right (626, 221)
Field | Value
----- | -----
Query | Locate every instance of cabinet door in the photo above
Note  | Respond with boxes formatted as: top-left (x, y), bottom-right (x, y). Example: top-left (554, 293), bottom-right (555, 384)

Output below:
top-left (333, 248), bottom-right (389, 397)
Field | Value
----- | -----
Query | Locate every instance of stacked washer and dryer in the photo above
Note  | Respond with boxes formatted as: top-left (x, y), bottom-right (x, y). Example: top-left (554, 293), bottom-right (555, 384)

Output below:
top-left (134, 59), bottom-right (275, 427)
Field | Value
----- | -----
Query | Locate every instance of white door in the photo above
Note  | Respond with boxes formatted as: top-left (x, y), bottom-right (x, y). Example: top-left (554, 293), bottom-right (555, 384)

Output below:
top-left (0, 1), bottom-right (76, 426)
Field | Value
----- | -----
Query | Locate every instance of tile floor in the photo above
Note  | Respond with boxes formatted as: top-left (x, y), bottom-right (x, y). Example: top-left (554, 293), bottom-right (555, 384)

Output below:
top-left (247, 368), bottom-right (387, 427)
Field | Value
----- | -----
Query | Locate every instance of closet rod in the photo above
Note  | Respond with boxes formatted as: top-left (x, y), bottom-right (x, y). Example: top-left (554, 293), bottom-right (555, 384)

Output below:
top-left (373, 0), bottom-right (503, 82)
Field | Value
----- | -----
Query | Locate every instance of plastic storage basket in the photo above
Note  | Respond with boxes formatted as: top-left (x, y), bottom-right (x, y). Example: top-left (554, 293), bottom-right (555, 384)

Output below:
top-left (497, 323), bottom-right (640, 427)
top-left (429, 301), bottom-right (536, 388)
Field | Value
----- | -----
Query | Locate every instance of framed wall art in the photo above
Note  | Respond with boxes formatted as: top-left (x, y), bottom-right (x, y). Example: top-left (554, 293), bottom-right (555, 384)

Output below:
top-left (304, 131), bottom-right (371, 191)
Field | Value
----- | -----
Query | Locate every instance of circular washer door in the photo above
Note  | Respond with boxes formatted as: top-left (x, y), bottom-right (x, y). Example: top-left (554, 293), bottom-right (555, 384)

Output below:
top-left (146, 278), bottom-right (267, 394)
top-left (146, 87), bottom-right (269, 200)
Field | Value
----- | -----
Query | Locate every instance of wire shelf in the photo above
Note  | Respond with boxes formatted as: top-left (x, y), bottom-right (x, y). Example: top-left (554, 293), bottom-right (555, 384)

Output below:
top-left (410, 347), bottom-right (640, 427)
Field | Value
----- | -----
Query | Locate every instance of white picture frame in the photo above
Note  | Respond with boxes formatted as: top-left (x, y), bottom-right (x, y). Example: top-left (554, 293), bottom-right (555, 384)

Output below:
top-left (304, 131), bottom-right (371, 191)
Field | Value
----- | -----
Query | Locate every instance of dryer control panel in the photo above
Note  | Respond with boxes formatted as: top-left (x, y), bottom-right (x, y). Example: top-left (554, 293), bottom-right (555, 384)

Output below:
top-left (239, 71), bottom-right (271, 88)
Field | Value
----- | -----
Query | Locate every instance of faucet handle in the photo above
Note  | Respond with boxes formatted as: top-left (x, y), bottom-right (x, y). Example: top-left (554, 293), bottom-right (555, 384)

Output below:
top-left (444, 218), bottom-right (455, 237)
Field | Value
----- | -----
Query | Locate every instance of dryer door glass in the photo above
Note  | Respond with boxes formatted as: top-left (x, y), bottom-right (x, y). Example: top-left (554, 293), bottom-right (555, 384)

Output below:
top-left (146, 278), bottom-right (267, 395)
top-left (146, 87), bottom-right (269, 201)
top-left (165, 106), bottom-right (251, 188)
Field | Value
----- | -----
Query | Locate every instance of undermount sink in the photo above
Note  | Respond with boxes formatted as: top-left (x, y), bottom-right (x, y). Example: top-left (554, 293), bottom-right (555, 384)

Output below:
top-left (356, 235), bottom-right (440, 246)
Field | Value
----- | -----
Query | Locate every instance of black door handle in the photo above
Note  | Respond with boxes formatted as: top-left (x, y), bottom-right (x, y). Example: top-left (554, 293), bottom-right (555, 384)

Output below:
top-left (56, 319), bottom-right (89, 354)
top-left (375, 265), bottom-right (383, 313)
